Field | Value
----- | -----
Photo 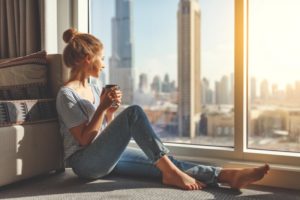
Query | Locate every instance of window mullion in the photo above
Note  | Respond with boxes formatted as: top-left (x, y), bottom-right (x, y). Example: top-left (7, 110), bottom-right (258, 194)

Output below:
top-left (234, 0), bottom-right (244, 159)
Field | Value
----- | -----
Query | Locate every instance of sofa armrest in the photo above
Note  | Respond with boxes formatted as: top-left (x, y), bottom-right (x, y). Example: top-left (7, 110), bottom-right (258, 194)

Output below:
top-left (47, 54), bottom-right (70, 97)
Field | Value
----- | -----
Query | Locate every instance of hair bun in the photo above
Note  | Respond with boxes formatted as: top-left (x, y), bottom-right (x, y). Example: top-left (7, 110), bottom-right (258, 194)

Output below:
top-left (63, 28), bottom-right (78, 43)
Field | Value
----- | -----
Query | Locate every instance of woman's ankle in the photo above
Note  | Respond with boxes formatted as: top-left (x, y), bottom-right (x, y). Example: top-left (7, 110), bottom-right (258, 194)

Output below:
top-left (155, 155), bottom-right (178, 174)
top-left (217, 169), bottom-right (234, 184)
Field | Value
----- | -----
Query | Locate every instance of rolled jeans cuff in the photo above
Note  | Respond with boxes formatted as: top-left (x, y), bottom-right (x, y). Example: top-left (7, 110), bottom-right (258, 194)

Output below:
top-left (152, 147), bottom-right (170, 164)
top-left (210, 167), bottom-right (222, 187)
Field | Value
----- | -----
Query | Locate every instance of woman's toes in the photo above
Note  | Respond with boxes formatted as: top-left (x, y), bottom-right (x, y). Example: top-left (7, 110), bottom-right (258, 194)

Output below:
top-left (192, 184), bottom-right (198, 190)
top-left (195, 183), bottom-right (202, 190)
top-left (197, 181), bottom-right (206, 188)
top-left (189, 184), bottom-right (195, 190)
top-left (186, 185), bottom-right (193, 190)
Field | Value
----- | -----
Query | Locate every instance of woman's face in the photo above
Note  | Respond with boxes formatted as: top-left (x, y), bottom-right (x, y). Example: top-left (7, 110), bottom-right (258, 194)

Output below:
top-left (89, 50), bottom-right (105, 78)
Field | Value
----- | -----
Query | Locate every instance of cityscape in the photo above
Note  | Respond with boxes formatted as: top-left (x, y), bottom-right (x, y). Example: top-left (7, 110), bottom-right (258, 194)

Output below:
top-left (91, 0), bottom-right (300, 153)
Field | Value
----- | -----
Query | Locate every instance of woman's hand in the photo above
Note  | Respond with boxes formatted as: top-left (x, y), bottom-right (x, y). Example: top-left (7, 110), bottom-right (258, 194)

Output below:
top-left (106, 88), bottom-right (122, 115)
top-left (99, 87), bottom-right (122, 116)
top-left (99, 88), bottom-right (115, 111)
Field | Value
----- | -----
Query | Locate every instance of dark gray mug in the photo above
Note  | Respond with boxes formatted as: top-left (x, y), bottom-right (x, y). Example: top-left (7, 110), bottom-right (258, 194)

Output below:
top-left (104, 84), bottom-right (120, 90)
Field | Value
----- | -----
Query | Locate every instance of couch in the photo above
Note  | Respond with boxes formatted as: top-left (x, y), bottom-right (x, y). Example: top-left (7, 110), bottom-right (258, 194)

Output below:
top-left (0, 53), bottom-right (69, 187)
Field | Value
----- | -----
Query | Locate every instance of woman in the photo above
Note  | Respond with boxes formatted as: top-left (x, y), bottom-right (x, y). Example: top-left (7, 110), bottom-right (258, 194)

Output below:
top-left (56, 28), bottom-right (269, 190)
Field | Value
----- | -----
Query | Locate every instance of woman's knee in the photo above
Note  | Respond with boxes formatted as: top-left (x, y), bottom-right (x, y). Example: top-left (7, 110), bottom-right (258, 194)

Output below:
top-left (127, 104), bottom-right (143, 111)
top-left (126, 105), bottom-right (144, 116)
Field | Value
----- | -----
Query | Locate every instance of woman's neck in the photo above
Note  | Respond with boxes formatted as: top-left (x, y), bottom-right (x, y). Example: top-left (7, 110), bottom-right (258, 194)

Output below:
top-left (71, 79), bottom-right (89, 88)
top-left (67, 69), bottom-right (89, 88)
top-left (66, 77), bottom-right (89, 89)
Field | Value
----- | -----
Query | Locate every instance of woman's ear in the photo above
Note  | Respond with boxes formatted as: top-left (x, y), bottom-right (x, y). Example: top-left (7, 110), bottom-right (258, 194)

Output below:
top-left (84, 55), bottom-right (92, 65)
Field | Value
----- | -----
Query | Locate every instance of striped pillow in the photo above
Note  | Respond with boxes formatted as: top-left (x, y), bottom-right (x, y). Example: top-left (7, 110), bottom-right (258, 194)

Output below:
top-left (0, 99), bottom-right (57, 127)
top-left (0, 51), bottom-right (50, 100)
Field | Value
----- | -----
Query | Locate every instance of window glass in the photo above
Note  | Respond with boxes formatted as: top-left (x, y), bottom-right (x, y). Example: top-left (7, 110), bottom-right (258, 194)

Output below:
top-left (248, 0), bottom-right (300, 152)
top-left (90, 0), bottom-right (234, 147)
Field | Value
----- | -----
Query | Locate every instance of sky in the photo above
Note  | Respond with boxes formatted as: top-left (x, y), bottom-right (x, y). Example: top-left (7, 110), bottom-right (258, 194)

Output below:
top-left (248, 0), bottom-right (300, 90)
top-left (90, 0), bottom-right (300, 92)
top-left (90, 0), bottom-right (234, 88)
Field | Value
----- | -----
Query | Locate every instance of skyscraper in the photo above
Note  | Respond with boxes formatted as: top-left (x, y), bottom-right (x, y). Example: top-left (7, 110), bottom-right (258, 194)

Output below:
top-left (215, 75), bottom-right (230, 104)
top-left (138, 73), bottom-right (148, 93)
top-left (202, 77), bottom-right (213, 105)
top-left (109, 0), bottom-right (135, 104)
top-left (178, 0), bottom-right (201, 138)
top-left (151, 75), bottom-right (161, 94)
top-left (260, 79), bottom-right (269, 100)
top-left (250, 77), bottom-right (256, 101)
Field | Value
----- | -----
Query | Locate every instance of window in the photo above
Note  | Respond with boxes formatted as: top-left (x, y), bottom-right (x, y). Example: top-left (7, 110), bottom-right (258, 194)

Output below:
top-left (90, 0), bottom-right (234, 147)
top-left (247, 0), bottom-right (300, 153)
top-left (89, 0), bottom-right (300, 164)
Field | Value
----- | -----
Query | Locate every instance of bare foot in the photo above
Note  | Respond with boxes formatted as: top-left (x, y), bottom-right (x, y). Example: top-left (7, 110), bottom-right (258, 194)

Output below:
top-left (228, 164), bottom-right (270, 189)
top-left (162, 169), bottom-right (206, 190)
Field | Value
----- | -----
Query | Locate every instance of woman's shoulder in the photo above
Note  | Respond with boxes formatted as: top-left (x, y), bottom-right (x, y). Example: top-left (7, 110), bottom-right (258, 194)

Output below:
top-left (57, 85), bottom-right (72, 95)
top-left (56, 86), bottom-right (77, 102)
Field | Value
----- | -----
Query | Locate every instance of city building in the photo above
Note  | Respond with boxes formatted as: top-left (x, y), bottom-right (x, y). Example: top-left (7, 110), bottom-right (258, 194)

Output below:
top-left (138, 73), bottom-right (148, 93)
top-left (109, 0), bottom-right (135, 104)
top-left (207, 113), bottom-right (234, 137)
top-left (260, 79), bottom-right (269, 100)
top-left (202, 77), bottom-right (213, 105)
top-left (177, 0), bottom-right (201, 138)
top-left (134, 73), bottom-right (155, 106)
top-left (215, 75), bottom-right (230, 104)
top-left (250, 77), bottom-right (257, 101)
top-left (160, 73), bottom-right (176, 93)
top-left (229, 73), bottom-right (234, 104)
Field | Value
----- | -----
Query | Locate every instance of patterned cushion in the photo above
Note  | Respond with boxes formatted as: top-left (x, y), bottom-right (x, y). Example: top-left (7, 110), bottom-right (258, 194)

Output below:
top-left (0, 51), bottom-right (49, 100)
top-left (0, 99), bottom-right (57, 127)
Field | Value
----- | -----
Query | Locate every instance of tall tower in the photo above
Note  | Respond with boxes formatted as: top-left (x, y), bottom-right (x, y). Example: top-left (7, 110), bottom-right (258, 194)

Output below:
top-left (138, 73), bottom-right (148, 93)
top-left (251, 77), bottom-right (256, 101)
top-left (109, 0), bottom-right (135, 105)
top-left (260, 79), bottom-right (269, 100)
top-left (178, 0), bottom-right (201, 138)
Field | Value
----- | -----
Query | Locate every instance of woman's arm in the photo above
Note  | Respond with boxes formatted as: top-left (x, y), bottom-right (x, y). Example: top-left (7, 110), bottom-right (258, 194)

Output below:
top-left (69, 105), bottom-right (107, 146)
top-left (68, 88), bottom-right (114, 146)
top-left (105, 112), bottom-right (114, 124)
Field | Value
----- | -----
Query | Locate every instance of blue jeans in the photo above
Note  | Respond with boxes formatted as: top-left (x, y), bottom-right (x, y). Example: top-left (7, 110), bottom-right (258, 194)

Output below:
top-left (67, 105), bottom-right (221, 186)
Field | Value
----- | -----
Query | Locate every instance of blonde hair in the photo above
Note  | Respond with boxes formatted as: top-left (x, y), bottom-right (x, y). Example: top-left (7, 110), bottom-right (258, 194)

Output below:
top-left (62, 28), bottom-right (103, 86)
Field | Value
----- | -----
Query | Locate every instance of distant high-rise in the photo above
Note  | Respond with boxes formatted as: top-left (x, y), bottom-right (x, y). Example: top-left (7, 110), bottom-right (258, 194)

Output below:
top-left (272, 83), bottom-right (279, 99)
top-left (260, 79), bottom-right (269, 100)
top-left (216, 75), bottom-right (229, 104)
top-left (229, 73), bottom-right (234, 104)
top-left (162, 74), bottom-right (172, 93)
top-left (250, 77), bottom-right (256, 101)
top-left (295, 81), bottom-right (300, 99)
top-left (286, 84), bottom-right (294, 99)
top-left (151, 75), bottom-right (161, 94)
top-left (138, 73), bottom-right (148, 93)
top-left (178, 0), bottom-right (201, 138)
top-left (109, 0), bottom-right (135, 104)
top-left (202, 78), bottom-right (213, 105)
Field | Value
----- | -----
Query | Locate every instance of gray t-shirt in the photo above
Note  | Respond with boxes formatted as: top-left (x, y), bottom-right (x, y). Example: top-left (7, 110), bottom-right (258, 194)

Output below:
top-left (56, 83), bottom-right (105, 162)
